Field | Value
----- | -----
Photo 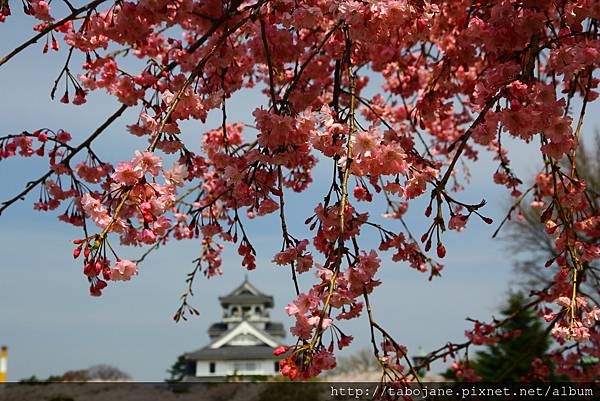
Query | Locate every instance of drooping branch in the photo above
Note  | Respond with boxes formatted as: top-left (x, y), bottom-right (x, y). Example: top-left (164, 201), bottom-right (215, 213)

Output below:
top-left (0, 103), bottom-right (128, 215)
top-left (88, 7), bottom-right (261, 247)
top-left (282, 20), bottom-right (344, 103)
top-left (309, 23), bottom-right (357, 352)
top-left (0, 1), bottom-right (265, 217)
top-left (0, 0), bottom-right (110, 68)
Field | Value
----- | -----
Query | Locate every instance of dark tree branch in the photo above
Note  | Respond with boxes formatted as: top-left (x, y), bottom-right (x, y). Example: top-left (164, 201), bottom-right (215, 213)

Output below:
top-left (0, 104), bottom-right (128, 215)
top-left (0, 0), bottom-right (109, 68)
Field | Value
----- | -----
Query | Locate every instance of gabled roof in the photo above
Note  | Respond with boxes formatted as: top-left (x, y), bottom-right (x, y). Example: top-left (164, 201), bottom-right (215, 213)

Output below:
top-left (218, 278), bottom-right (274, 307)
top-left (207, 321), bottom-right (286, 339)
top-left (186, 321), bottom-right (283, 361)
top-left (210, 321), bottom-right (280, 349)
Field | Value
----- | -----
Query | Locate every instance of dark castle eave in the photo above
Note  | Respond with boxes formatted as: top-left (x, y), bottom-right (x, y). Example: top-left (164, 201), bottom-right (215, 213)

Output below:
top-left (185, 345), bottom-right (280, 361)
top-left (218, 293), bottom-right (274, 306)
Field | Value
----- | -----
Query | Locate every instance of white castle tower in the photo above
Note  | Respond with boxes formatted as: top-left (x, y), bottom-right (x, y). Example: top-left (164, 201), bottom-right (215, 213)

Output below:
top-left (183, 278), bottom-right (285, 380)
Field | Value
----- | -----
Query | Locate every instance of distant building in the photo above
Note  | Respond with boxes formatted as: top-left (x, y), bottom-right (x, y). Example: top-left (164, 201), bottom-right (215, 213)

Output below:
top-left (184, 278), bottom-right (285, 381)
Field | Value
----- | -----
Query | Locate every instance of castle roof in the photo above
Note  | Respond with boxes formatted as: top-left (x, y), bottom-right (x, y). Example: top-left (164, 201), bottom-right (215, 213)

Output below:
top-left (218, 277), bottom-right (274, 307)
top-left (186, 321), bottom-right (282, 361)
top-left (185, 279), bottom-right (286, 363)
top-left (185, 345), bottom-right (279, 361)
top-left (208, 321), bottom-right (285, 339)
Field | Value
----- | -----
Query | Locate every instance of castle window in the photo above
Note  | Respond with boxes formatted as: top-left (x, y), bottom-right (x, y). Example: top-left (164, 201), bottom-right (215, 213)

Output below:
top-left (233, 362), bottom-right (257, 373)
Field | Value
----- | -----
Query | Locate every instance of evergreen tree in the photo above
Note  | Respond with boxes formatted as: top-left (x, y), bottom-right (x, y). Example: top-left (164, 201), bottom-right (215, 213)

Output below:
top-left (473, 292), bottom-right (552, 382)
top-left (166, 354), bottom-right (189, 383)
top-left (443, 292), bottom-right (556, 382)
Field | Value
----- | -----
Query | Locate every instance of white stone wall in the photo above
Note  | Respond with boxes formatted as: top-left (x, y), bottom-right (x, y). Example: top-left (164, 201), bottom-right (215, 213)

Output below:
top-left (195, 359), bottom-right (277, 377)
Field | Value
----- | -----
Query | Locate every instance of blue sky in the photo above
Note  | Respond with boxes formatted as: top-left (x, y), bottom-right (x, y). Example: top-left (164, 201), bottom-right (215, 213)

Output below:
top-left (1, 5), bottom-right (597, 381)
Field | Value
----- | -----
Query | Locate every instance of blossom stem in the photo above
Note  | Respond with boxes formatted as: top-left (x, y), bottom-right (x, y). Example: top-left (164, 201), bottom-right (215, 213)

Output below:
top-left (260, 18), bottom-right (278, 113)
top-left (437, 94), bottom-right (500, 190)
top-left (282, 20), bottom-right (344, 102)
top-left (309, 24), bottom-right (356, 353)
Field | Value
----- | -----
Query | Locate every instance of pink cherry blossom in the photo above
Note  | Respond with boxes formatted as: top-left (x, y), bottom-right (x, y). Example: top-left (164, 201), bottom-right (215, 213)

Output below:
top-left (133, 151), bottom-right (163, 177)
top-left (555, 297), bottom-right (572, 308)
top-left (448, 214), bottom-right (469, 231)
top-left (164, 162), bottom-right (187, 187)
top-left (582, 307), bottom-right (600, 326)
top-left (80, 193), bottom-right (111, 228)
top-left (110, 259), bottom-right (138, 281)
top-left (112, 161), bottom-right (143, 186)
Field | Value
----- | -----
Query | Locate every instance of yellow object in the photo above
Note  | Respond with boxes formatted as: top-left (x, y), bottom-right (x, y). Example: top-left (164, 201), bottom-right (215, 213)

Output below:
top-left (0, 346), bottom-right (7, 383)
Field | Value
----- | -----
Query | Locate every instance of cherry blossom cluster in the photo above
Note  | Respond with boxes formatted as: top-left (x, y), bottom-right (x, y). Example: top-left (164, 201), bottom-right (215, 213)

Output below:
top-left (449, 362), bottom-right (482, 382)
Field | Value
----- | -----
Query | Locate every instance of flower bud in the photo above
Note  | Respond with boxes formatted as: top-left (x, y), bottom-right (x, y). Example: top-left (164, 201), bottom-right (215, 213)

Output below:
top-left (273, 346), bottom-right (289, 356)
top-left (437, 243), bottom-right (446, 258)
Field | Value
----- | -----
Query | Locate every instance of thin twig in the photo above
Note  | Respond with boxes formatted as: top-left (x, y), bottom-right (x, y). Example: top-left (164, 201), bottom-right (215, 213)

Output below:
top-left (0, 0), bottom-right (108, 68)
top-left (0, 104), bottom-right (128, 215)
